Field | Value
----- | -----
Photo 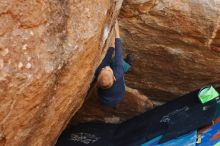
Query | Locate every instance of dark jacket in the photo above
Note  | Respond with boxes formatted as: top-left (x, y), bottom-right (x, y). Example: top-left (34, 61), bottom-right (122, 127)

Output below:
top-left (94, 38), bottom-right (125, 107)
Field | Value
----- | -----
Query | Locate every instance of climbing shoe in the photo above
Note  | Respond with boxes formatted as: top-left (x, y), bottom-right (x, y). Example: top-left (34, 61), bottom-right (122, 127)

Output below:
top-left (124, 53), bottom-right (135, 66)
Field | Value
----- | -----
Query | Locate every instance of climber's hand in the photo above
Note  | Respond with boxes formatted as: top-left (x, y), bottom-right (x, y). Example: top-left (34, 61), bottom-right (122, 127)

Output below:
top-left (115, 20), bottom-right (120, 38)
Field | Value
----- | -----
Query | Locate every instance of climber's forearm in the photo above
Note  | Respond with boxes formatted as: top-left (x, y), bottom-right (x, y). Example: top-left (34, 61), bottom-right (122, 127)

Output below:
top-left (110, 36), bottom-right (115, 48)
top-left (115, 30), bottom-right (120, 38)
top-left (114, 38), bottom-right (123, 65)
top-left (115, 20), bottom-right (120, 38)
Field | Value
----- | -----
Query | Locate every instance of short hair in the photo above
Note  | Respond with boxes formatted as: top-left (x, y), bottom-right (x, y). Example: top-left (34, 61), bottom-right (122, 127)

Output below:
top-left (97, 74), bottom-right (114, 89)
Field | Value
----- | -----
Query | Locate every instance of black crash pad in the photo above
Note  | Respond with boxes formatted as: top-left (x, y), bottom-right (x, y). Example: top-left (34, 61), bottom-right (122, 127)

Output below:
top-left (56, 88), bottom-right (217, 146)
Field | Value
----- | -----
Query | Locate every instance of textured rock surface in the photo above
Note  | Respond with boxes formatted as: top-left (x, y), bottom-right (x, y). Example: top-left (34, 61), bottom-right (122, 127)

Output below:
top-left (72, 86), bottom-right (154, 124)
top-left (1, 0), bottom-right (220, 145)
top-left (119, 0), bottom-right (220, 103)
top-left (0, 0), bottom-right (123, 146)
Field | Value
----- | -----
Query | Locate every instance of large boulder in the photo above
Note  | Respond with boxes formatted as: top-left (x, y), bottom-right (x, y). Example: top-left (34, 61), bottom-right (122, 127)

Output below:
top-left (119, 0), bottom-right (220, 103)
top-left (0, 0), bottom-right (123, 146)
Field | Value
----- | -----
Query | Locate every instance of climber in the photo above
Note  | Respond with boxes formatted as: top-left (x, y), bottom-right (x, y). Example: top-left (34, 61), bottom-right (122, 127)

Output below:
top-left (94, 20), bottom-right (134, 107)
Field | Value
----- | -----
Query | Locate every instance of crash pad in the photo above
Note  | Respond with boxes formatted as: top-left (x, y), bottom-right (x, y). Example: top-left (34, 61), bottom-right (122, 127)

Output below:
top-left (141, 131), bottom-right (197, 146)
top-left (140, 136), bottom-right (162, 146)
top-left (214, 141), bottom-right (220, 146)
top-left (216, 99), bottom-right (220, 117)
top-left (198, 139), bottom-right (220, 146)
top-left (198, 116), bottom-right (220, 146)
top-left (56, 88), bottom-right (217, 146)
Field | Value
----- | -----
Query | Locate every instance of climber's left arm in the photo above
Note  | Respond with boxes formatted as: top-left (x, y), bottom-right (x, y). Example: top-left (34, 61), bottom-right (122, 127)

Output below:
top-left (113, 21), bottom-right (124, 79)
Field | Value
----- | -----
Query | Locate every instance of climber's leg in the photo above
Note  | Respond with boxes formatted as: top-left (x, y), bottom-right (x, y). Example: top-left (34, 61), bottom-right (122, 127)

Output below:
top-left (123, 53), bottom-right (135, 73)
top-left (124, 54), bottom-right (135, 66)
top-left (122, 60), bottom-right (131, 73)
top-left (110, 53), bottom-right (135, 73)
top-left (110, 58), bottom-right (131, 73)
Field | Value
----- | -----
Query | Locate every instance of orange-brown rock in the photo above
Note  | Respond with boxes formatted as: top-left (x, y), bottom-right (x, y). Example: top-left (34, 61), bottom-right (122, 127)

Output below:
top-left (119, 0), bottom-right (220, 103)
top-left (0, 0), bottom-right (123, 146)
top-left (72, 86), bottom-right (154, 124)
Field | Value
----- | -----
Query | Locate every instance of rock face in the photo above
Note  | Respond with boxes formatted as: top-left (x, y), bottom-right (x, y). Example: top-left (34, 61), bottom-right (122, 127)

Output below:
top-left (0, 0), bottom-right (123, 146)
top-left (1, 0), bottom-right (220, 145)
top-left (72, 86), bottom-right (154, 124)
top-left (119, 0), bottom-right (220, 103)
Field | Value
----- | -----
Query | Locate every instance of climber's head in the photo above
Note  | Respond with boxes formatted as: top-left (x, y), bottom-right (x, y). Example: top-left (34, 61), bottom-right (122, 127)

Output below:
top-left (97, 66), bottom-right (115, 89)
